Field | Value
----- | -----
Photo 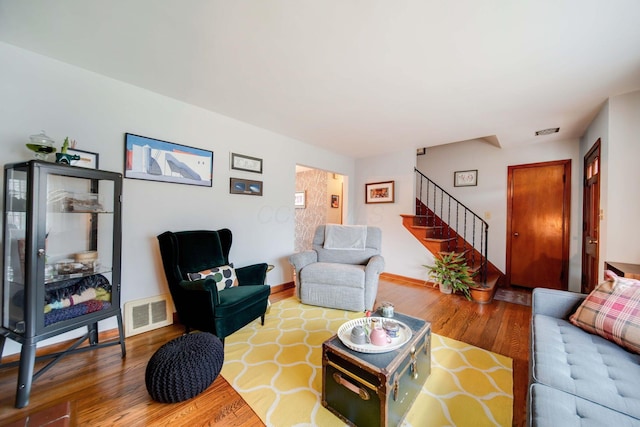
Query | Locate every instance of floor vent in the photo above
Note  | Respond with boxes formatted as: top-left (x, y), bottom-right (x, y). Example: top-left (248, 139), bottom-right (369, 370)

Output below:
top-left (124, 295), bottom-right (173, 337)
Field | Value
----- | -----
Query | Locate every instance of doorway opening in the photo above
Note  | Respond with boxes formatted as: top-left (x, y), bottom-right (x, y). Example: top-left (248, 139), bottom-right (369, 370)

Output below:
top-left (294, 165), bottom-right (345, 252)
top-left (581, 139), bottom-right (601, 293)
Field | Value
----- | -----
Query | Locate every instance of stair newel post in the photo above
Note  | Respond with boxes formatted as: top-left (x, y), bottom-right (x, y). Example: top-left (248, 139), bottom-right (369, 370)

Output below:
top-left (446, 197), bottom-right (452, 252)
top-left (483, 224), bottom-right (489, 284)
top-left (470, 213), bottom-right (476, 270)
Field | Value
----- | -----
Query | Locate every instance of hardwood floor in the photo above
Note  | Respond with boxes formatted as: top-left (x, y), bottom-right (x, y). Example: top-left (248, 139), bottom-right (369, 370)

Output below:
top-left (0, 277), bottom-right (531, 426)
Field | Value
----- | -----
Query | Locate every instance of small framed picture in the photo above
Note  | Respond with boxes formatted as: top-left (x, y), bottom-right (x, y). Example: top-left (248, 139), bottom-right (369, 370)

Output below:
top-left (231, 152), bottom-right (263, 174)
top-left (294, 191), bottom-right (306, 208)
top-left (454, 170), bottom-right (478, 187)
top-left (365, 181), bottom-right (394, 204)
top-left (331, 194), bottom-right (339, 208)
top-left (230, 177), bottom-right (263, 196)
top-left (67, 148), bottom-right (99, 169)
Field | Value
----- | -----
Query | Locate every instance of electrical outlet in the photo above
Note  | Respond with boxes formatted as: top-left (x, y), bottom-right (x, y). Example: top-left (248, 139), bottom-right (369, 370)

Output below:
top-left (485, 211), bottom-right (491, 220)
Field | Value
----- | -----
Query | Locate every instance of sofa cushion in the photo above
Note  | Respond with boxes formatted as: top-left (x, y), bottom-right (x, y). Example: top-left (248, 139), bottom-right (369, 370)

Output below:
top-left (569, 277), bottom-right (640, 354)
top-left (300, 262), bottom-right (365, 288)
top-left (215, 285), bottom-right (270, 318)
top-left (531, 314), bottom-right (640, 419)
top-left (313, 225), bottom-right (382, 265)
top-left (529, 383), bottom-right (640, 427)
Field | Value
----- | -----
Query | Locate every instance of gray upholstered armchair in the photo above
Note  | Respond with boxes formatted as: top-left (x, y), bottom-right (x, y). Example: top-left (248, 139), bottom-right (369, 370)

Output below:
top-left (289, 225), bottom-right (384, 312)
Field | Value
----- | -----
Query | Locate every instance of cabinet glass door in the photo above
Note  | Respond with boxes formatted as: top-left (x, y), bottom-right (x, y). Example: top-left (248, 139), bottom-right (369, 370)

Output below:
top-left (2, 165), bottom-right (28, 332)
top-left (2, 163), bottom-right (118, 334)
top-left (42, 173), bottom-right (115, 329)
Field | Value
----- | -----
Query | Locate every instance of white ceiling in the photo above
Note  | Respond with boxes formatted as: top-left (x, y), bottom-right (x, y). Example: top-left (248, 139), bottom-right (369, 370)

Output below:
top-left (2, 1), bottom-right (640, 158)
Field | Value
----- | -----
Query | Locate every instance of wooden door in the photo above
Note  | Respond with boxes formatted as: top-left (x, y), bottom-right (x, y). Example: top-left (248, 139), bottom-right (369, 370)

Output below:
top-left (581, 140), bottom-right (601, 293)
top-left (506, 160), bottom-right (571, 290)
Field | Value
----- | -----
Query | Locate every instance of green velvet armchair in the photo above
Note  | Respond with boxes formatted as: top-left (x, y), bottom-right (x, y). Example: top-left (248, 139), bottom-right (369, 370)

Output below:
top-left (157, 229), bottom-right (270, 344)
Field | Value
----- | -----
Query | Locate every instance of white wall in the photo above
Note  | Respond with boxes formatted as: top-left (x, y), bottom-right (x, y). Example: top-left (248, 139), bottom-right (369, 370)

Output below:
top-left (355, 150), bottom-right (432, 282)
top-left (607, 91), bottom-right (640, 263)
top-left (580, 90), bottom-right (640, 280)
top-left (417, 138), bottom-right (582, 291)
top-left (0, 42), bottom-right (356, 356)
top-left (580, 100), bottom-right (609, 281)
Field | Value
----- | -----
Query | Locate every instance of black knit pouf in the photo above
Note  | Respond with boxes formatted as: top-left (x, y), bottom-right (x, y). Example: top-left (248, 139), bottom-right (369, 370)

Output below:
top-left (145, 332), bottom-right (224, 403)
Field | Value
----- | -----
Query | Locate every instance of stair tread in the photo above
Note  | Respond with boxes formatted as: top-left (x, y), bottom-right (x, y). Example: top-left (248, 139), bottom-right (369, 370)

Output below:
top-left (472, 273), bottom-right (500, 288)
top-left (424, 237), bottom-right (457, 243)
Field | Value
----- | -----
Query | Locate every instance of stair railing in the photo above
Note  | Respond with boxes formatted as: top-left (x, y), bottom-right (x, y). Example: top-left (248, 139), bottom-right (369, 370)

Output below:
top-left (415, 168), bottom-right (489, 285)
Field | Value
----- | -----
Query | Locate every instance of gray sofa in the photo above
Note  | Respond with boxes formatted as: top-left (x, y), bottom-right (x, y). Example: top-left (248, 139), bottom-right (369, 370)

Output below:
top-left (289, 225), bottom-right (384, 312)
top-left (528, 288), bottom-right (640, 426)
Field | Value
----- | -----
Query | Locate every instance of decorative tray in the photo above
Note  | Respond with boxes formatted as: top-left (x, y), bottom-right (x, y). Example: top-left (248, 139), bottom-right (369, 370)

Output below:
top-left (337, 317), bottom-right (412, 354)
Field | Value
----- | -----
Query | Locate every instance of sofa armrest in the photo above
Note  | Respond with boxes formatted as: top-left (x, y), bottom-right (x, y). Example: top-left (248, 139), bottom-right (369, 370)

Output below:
top-left (532, 288), bottom-right (586, 319)
top-left (365, 254), bottom-right (385, 276)
top-left (236, 263), bottom-right (268, 286)
top-left (289, 250), bottom-right (318, 272)
top-left (363, 255), bottom-right (385, 311)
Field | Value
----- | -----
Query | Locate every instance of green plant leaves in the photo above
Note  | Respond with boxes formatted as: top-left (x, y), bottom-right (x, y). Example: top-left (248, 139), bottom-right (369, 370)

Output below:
top-left (424, 252), bottom-right (474, 300)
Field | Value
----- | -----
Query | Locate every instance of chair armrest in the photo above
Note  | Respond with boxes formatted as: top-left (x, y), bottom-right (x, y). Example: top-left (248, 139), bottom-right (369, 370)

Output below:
top-left (289, 251), bottom-right (318, 272)
top-left (236, 263), bottom-right (268, 286)
top-left (365, 255), bottom-right (385, 276)
top-left (179, 278), bottom-right (220, 305)
top-left (532, 288), bottom-right (586, 319)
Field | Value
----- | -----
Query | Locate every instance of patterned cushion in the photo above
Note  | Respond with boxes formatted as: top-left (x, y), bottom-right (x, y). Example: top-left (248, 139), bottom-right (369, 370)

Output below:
top-left (188, 263), bottom-right (236, 291)
top-left (570, 276), bottom-right (640, 354)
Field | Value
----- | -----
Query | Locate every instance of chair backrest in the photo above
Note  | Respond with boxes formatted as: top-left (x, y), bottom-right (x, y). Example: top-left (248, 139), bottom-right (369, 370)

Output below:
top-left (312, 225), bottom-right (382, 265)
top-left (157, 229), bottom-right (233, 286)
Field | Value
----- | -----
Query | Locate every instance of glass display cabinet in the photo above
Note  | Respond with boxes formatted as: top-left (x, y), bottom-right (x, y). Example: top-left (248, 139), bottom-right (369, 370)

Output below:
top-left (0, 160), bottom-right (125, 408)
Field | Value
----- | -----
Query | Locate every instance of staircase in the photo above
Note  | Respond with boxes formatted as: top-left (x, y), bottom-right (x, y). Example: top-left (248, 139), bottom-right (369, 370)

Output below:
top-left (402, 168), bottom-right (503, 291)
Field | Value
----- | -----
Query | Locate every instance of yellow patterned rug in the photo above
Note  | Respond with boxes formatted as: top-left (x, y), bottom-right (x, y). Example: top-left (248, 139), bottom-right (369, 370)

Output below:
top-left (221, 298), bottom-right (512, 426)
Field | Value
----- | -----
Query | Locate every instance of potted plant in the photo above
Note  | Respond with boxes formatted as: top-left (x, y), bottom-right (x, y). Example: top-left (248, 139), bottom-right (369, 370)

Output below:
top-left (424, 252), bottom-right (475, 300)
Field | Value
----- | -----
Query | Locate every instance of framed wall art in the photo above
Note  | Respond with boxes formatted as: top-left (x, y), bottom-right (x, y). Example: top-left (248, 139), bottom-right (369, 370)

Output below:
top-left (124, 133), bottom-right (213, 187)
top-left (365, 181), bottom-right (395, 204)
top-left (454, 170), bottom-right (478, 187)
top-left (331, 194), bottom-right (339, 208)
top-left (294, 191), bottom-right (306, 208)
top-left (66, 148), bottom-right (99, 169)
top-left (231, 152), bottom-right (263, 174)
top-left (230, 177), bottom-right (263, 196)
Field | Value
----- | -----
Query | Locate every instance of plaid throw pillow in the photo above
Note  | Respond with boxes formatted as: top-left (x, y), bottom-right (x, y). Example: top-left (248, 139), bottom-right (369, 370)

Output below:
top-left (570, 276), bottom-right (640, 354)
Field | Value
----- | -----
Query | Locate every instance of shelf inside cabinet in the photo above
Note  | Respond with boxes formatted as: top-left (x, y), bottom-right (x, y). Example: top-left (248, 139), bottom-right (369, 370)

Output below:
top-left (48, 191), bottom-right (110, 213)
top-left (45, 266), bottom-right (112, 284)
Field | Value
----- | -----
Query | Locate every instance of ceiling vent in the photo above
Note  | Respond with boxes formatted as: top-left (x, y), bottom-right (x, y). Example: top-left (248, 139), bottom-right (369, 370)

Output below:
top-left (535, 127), bottom-right (560, 136)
